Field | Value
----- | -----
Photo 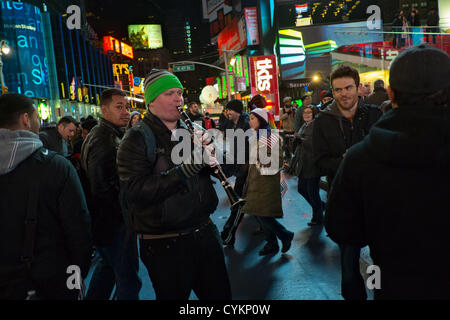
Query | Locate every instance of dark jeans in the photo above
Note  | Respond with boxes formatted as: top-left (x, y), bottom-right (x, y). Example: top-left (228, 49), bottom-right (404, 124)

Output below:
top-left (85, 223), bottom-right (142, 300)
top-left (257, 216), bottom-right (292, 246)
top-left (139, 222), bottom-right (231, 300)
top-left (221, 172), bottom-right (248, 243)
top-left (339, 244), bottom-right (367, 300)
top-left (298, 177), bottom-right (323, 223)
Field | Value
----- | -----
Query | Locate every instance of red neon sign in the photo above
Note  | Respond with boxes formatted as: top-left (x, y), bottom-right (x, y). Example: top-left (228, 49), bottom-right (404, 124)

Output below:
top-left (249, 55), bottom-right (280, 115)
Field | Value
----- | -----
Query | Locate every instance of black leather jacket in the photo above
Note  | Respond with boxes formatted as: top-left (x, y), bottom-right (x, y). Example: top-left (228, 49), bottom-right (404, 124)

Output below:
top-left (117, 112), bottom-right (218, 235)
top-left (81, 118), bottom-right (124, 246)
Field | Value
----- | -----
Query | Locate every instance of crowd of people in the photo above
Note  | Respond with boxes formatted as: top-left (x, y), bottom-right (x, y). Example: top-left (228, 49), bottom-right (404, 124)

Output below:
top-left (392, 7), bottom-right (440, 48)
top-left (0, 44), bottom-right (449, 300)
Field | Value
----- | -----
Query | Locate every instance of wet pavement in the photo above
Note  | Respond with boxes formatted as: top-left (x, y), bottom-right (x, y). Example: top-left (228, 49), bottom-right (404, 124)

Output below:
top-left (86, 173), bottom-right (374, 300)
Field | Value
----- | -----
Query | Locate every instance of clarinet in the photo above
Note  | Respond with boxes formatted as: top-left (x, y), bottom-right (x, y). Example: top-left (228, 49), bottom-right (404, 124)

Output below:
top-left (177, 107), bottom-right (246, 210)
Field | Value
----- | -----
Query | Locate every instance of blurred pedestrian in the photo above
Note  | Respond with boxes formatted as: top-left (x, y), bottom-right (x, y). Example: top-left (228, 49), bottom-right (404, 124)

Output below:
top-left (203, 112), bottom-right (216, 130)
top-left (392, 11), bottom-right (404, 48)
top-left (126, 111), bottom-right (141, 131)
top-left (425, 8), bottom-right (440, 44)
top-left (279, 97), bottom-right (296, 164)
top-left (296, 105), bottom-right (324, 226)
top-left (0, 93), bottom-right (92, 299)
top-left (221, 99), bottom-right (250, 247)
top-left (364, 79), bottom-right (389, 106)
top-left (39, 116), bottom-right (78, 157)
top-left (325, 44), bottom-right (450, 299)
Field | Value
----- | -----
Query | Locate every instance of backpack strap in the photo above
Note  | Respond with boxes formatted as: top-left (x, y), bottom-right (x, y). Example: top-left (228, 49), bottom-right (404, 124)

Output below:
top-left (20, 148), bottom-right (55, 270)
top-left (20, 180), bottom-right (39, 270)
top-left (133, 121), bottom-right (160, 166)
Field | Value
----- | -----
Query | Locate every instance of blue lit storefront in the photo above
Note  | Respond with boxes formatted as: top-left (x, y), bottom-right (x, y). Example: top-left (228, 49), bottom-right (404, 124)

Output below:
top-left (1, 0), bottom-right (113, 122)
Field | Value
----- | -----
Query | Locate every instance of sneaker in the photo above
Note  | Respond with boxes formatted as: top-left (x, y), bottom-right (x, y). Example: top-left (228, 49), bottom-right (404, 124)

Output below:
top-left (259, 243), bottom-right (279, 256)
top-left (281, 231), bottom-right (294, 253)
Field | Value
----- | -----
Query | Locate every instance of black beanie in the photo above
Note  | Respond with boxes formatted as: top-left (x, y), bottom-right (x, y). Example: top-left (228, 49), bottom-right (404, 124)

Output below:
top-left (226, 99), bottom-right (243, 114)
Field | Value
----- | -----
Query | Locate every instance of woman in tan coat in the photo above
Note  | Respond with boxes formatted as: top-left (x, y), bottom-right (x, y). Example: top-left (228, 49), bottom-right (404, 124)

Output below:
top-left (241, 108), bottom-right (294, 256)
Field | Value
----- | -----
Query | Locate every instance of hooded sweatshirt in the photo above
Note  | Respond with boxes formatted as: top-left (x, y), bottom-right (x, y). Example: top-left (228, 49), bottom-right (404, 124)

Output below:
top-left (0, 128), bottom-right (92, 299)
top-left (325, 103), bottom-right (450, 299)
top-left (0, 129), bottom-right (43, 175)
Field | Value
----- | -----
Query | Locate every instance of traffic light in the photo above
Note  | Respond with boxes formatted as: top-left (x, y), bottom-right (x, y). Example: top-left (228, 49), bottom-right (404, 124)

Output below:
top-left (1, 86), bottom-right (8, 94)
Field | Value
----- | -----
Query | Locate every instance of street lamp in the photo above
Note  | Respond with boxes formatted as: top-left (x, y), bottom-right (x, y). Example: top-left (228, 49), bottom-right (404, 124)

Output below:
top-left (0, 40), bottom-right (11, 94)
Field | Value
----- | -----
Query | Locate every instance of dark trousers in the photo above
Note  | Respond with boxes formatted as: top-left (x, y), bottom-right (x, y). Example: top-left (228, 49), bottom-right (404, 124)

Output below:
top-left (221, 172), bottom-right (248, 243)
top-left (426, 27), bottom-right (439, 44)
top-left (257, 216), bottom-right (292, 246)
top-left (298, 177), bottom-right (323, 223)
top-left (281, 131), bottom-right (295, 162)
top-left (339, 244), bottom-right (367, 300)
top-left (139, 222), bottom-right (231, 300)
top-left (86, 223), bottom-right (142, 300)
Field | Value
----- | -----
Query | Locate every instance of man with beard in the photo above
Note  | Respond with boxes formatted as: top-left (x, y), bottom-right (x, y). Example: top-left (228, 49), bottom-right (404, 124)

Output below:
top-left (313, 65), bottom-right (382, 300)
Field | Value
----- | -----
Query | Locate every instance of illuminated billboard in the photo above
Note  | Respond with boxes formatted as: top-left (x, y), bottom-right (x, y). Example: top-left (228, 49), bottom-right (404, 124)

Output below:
top-left (248, 55), bottom-right (280, 115)
top-left (1, 1), bottom-right (50, 98)
top-left (128, 25), bottom-right (163, 49)
top-left (278, 21), bottom-right (383, 80)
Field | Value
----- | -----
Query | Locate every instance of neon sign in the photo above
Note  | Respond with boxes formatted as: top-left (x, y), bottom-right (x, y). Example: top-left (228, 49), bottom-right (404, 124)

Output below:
top-left (1, 1), bottom-right (50, 98)
top-left (249, 55), bottom-right (280, 115)
top-left (103, 36), bottom-right (133, 59)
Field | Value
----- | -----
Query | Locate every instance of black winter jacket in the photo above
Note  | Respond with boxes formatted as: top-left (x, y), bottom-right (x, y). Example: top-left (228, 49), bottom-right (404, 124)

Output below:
top-left (0, 147), bottom-right (92, 299)
top-left (297, 121), bottom-right (321, 179)
top-left (81, 118), bottom-right (124, 246)
top-left (364, 87), bottom-right (389, 107)
top-left (39, 126), bottom-right (67, 156)
top-left (117, 112), bottom-right (218, 235)
top-left (312, 98), bottom-right (382, 183)
top-left (325, 104), bottom-right (450, 299)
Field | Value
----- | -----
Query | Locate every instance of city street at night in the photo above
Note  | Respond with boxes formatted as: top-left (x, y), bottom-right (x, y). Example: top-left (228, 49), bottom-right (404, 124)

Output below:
top-left (1, 0), bottom-right (450, 306)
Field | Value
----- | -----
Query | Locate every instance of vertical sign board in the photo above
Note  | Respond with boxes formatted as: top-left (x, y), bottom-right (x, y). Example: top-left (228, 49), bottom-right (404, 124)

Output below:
top-left (248, 55), bottom-right (280, 115)
top-left (244, 7), bottom-right (260, 46)
top-left (1, 1), bottom-right (50, 98)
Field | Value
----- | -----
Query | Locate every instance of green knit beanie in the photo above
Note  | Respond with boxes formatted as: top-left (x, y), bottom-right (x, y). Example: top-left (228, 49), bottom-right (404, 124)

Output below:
top-left (144, 69), bottom-right (183, 105)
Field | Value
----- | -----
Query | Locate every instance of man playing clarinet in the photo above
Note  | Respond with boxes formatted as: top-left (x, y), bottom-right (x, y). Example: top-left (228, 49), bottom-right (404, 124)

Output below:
top-left (117, 69), bottom-right (231, 300)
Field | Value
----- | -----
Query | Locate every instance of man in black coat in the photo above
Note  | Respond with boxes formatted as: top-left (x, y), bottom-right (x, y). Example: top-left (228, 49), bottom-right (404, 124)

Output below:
top-left (313, 64), bottom-right (382, 300)
top-left (0, 94), bottom-right (92, 299)
top-left (364, 79), bottom-right (389, 107)
top-left (81, 88), bottom-right (141, 300)
top-left (325, 44), bottom-right (450, 299)
top-left (220, 99), bottom-right (251, 247)
top-left (39, 116), bottom-right (78, 157)
top-left (117, 69), bottom-right (231, 300)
